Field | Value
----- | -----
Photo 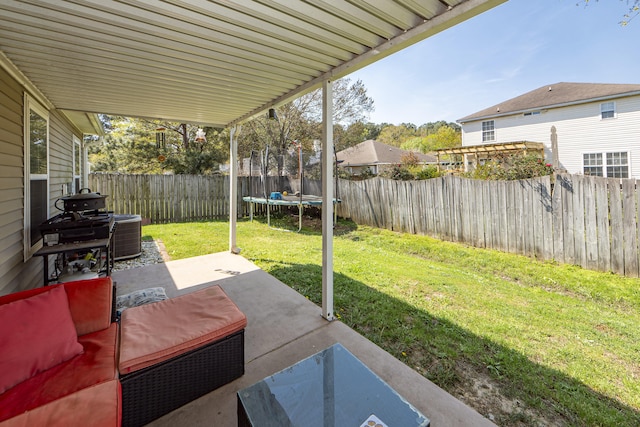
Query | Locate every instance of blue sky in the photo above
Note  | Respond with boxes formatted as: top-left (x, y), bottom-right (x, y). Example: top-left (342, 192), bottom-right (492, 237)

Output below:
top-left (350, 0), bottom-right (640, 125)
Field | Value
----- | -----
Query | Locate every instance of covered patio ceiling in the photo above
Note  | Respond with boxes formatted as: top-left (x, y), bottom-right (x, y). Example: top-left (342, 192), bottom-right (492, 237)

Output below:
top-left (0, 0), bottom-right (506, 130)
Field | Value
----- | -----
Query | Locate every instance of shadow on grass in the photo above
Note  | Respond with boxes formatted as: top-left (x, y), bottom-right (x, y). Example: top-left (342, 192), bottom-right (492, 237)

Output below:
top-left (260, 260), bottom-right (639, 427)
top-left (247, 211), bottom-right (358, 236)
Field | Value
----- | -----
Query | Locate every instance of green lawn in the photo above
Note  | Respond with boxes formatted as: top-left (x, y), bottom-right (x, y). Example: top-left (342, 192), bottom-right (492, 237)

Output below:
top-left (142, 216), bottom-right (640, 426)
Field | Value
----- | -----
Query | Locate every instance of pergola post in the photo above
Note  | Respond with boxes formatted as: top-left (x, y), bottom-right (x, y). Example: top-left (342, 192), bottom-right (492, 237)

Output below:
top-left (229, 125), bottom-right (240, 254)
top-left (322, 80), bottom-right (335, 321)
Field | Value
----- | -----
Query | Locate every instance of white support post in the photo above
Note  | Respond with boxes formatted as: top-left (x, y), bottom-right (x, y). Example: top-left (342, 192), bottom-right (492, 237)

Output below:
top-left (321, 80), bottom-right (335, 321)
top-left (229, 126), bottom-right (240, 254)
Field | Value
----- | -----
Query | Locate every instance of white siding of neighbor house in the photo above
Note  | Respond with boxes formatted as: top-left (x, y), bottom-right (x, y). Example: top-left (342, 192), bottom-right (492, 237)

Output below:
top-left (460, 95), bottom-right (640, 178)
top-left (0, 66), bottom-right (84, 296)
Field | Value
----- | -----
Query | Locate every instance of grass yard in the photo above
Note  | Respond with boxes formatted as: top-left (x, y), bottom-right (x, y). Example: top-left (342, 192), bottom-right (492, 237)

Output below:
top-left (142, 215), bottom-right (640, 426)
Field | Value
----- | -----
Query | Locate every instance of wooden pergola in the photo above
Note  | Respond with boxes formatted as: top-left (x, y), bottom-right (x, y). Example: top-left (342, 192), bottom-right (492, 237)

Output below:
top-left (436, 141), bottom-right (545, 172)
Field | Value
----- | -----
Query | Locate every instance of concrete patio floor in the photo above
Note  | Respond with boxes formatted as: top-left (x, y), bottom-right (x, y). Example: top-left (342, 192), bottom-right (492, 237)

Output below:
top-left (112, 252), bottom-right (495, 427)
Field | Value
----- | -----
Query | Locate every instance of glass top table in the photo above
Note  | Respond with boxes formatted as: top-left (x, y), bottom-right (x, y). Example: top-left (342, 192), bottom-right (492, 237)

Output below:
top-left (237, 343), bottom-right (430, 427)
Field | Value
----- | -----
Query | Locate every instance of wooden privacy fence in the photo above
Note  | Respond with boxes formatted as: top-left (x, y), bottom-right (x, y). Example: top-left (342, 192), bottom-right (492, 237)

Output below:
top-left (88, 173), bottom-right (301, 223)
top-left (90, 173), bottom-right (640, 277)
top-left (89, 173), bottom-right (231, 223)
top-left (336, 174), bottom-right (640, 277)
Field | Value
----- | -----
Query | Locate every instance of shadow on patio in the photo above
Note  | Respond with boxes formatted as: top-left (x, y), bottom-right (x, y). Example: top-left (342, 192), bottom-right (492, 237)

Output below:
top-left (112, 252), bottom-right (495, 426)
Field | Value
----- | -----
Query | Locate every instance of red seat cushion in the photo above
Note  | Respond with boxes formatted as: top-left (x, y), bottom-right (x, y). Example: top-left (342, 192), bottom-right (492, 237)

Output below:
top-left (0, 287), bottom-right (83, 393)
top-left (0, 379), bottom-right (121, 427)
top-left (119, 285), bottom-right (247, 374)
top-left (0, 323), bottom-right (118, 423)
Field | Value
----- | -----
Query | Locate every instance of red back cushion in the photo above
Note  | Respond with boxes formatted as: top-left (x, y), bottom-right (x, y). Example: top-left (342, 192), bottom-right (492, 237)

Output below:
top-left (0, 286), bottom-right (84, 393)
top-left (63, 277), bottom-right (113, 336)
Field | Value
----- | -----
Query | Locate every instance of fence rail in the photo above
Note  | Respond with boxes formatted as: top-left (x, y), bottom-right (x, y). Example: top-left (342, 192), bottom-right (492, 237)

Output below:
top-left (89, 173), bottom-right (640, 277)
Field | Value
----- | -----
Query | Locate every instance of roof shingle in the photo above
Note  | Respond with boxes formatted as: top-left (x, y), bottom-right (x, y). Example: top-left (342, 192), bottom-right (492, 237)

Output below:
top-left (336, 140), bottom-right (436, 166)
top-left (458, 82), bottom-right (640, 122)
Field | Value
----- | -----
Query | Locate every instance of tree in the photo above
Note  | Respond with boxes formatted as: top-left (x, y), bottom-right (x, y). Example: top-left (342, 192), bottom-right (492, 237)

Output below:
top-left (89, 117), bottom-right (164, 174)
top-left (89, 116), bottom-right (228, 175)
top-left (333, 121), bottom-right (384, 152)
top-left (376, 124), bottom-right (419, 147)
top-left (164, 127), bottom-right (229, 175)
top-left (417, 121), bottom-right (460, 135)
top-left (237, 77), bottom-right (374, 176)
top-left (401, 125), bottom-right (461, 153)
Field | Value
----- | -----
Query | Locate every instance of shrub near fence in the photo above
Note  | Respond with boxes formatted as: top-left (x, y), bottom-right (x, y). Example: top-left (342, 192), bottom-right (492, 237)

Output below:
top-left (336, 174), bottom-right (640, 277)
top-left (90, 173), bottom-right (640, 278)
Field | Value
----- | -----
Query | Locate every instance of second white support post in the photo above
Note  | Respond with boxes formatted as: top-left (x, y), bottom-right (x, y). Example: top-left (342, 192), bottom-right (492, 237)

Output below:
top-left (321, 79), bottom-right (335, 321)
top-left (229, 126), bottom-right (240, 254)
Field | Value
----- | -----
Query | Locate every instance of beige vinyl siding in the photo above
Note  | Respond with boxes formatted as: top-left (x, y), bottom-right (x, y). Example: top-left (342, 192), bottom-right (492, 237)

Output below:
top-left (461, 95), bottom-right (640, 178)
top-left (49, 111), bottom-right (77, 203)
top-left (0, 66), bottom-right (42, 295)
top-left (0, 66), bottom-right (83, 295)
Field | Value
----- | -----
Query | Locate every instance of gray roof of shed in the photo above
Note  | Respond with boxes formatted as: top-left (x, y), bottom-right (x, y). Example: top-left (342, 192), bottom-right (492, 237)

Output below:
top-left (336, 139), bottom-right (436, 166)
top-left (458, 82), bottom-right (640, 123)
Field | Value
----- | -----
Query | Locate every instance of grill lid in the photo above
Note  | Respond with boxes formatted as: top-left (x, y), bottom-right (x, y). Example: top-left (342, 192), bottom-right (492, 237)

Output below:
top-left (55, 188), bottom-right (108, 212)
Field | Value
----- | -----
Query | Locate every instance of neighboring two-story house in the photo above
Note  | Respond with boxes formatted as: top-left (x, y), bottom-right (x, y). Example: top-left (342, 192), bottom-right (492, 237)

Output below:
top-left (456, 82), bottom-right (640, 178)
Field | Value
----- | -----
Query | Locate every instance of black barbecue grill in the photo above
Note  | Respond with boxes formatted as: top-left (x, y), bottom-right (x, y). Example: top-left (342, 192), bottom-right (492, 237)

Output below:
top-left (35, 190), bottom-right (116, 284)
top-left (40, 211), bottom-right (115, 246)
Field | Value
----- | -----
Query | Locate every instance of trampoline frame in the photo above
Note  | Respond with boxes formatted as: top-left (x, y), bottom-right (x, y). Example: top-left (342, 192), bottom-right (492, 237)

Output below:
top-left (242, 195), bottom-right (339, 232)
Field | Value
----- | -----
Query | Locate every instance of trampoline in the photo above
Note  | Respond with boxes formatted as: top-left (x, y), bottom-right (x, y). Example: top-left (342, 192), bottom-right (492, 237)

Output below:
top-left (243, 141), bottom-right (340, 232)
top-left (242, 195), bottom-right (340, 232)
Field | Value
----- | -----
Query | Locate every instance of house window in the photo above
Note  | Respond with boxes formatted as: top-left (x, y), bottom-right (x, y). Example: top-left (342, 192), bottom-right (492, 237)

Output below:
top-left (606, 152), bottom-right (629, 178)
top-left (482, 120), bottom-right (495, 142)
top-left (583, 153), bottom-right (603, 177)
top-left (583, 152), bottom-right (628, 178)
top-left (24, 95), bottom-right (49, 258)
top-left (600, 102), bottom-right (615, 119)
top-left (73, 136), bottom-right (81, 193)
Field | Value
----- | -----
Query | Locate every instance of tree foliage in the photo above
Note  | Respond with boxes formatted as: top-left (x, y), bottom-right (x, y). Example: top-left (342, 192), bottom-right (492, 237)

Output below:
top-left (401, 125), bottom-right (461, 153)
top-left (380, 156), bottom-right (442, 181)
top-left (89, 116), bottom-right (228, 175)
top-left (377, 124), bottom-right (417, 147)
top-left (333, 121), bottom-right (385, 152)
top-left (237, 77), bottom-right (375, 176)
top-left (464, 153), bottom-right (553, 181)
top-left (377, 121), bottom-right (461, 151)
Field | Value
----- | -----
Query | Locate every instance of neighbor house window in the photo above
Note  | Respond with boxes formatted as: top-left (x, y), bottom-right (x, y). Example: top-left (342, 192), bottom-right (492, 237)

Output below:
top-left (600, 102), bottom-right (615, 119)
top-left (583, 153), bottom-right (603, 176)
top-left (606, 152), bottom-right (629, 178)
top-left (583, 151), bottom-right (628, 178)
top-left (482, 120), bottom-right (495, 142)
top-left (24, 94), bottom-right (49, 258)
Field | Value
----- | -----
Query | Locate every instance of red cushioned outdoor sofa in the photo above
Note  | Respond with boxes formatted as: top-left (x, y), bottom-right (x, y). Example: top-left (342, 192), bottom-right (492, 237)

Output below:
top-left (0, 277), bottom-right (246, 427)
top-left (0, 277), bottom-right (120, 427)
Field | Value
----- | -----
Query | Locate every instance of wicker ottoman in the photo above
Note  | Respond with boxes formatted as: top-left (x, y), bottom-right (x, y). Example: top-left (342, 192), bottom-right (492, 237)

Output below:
top-left (118, 286), bottom-right (247, 427)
